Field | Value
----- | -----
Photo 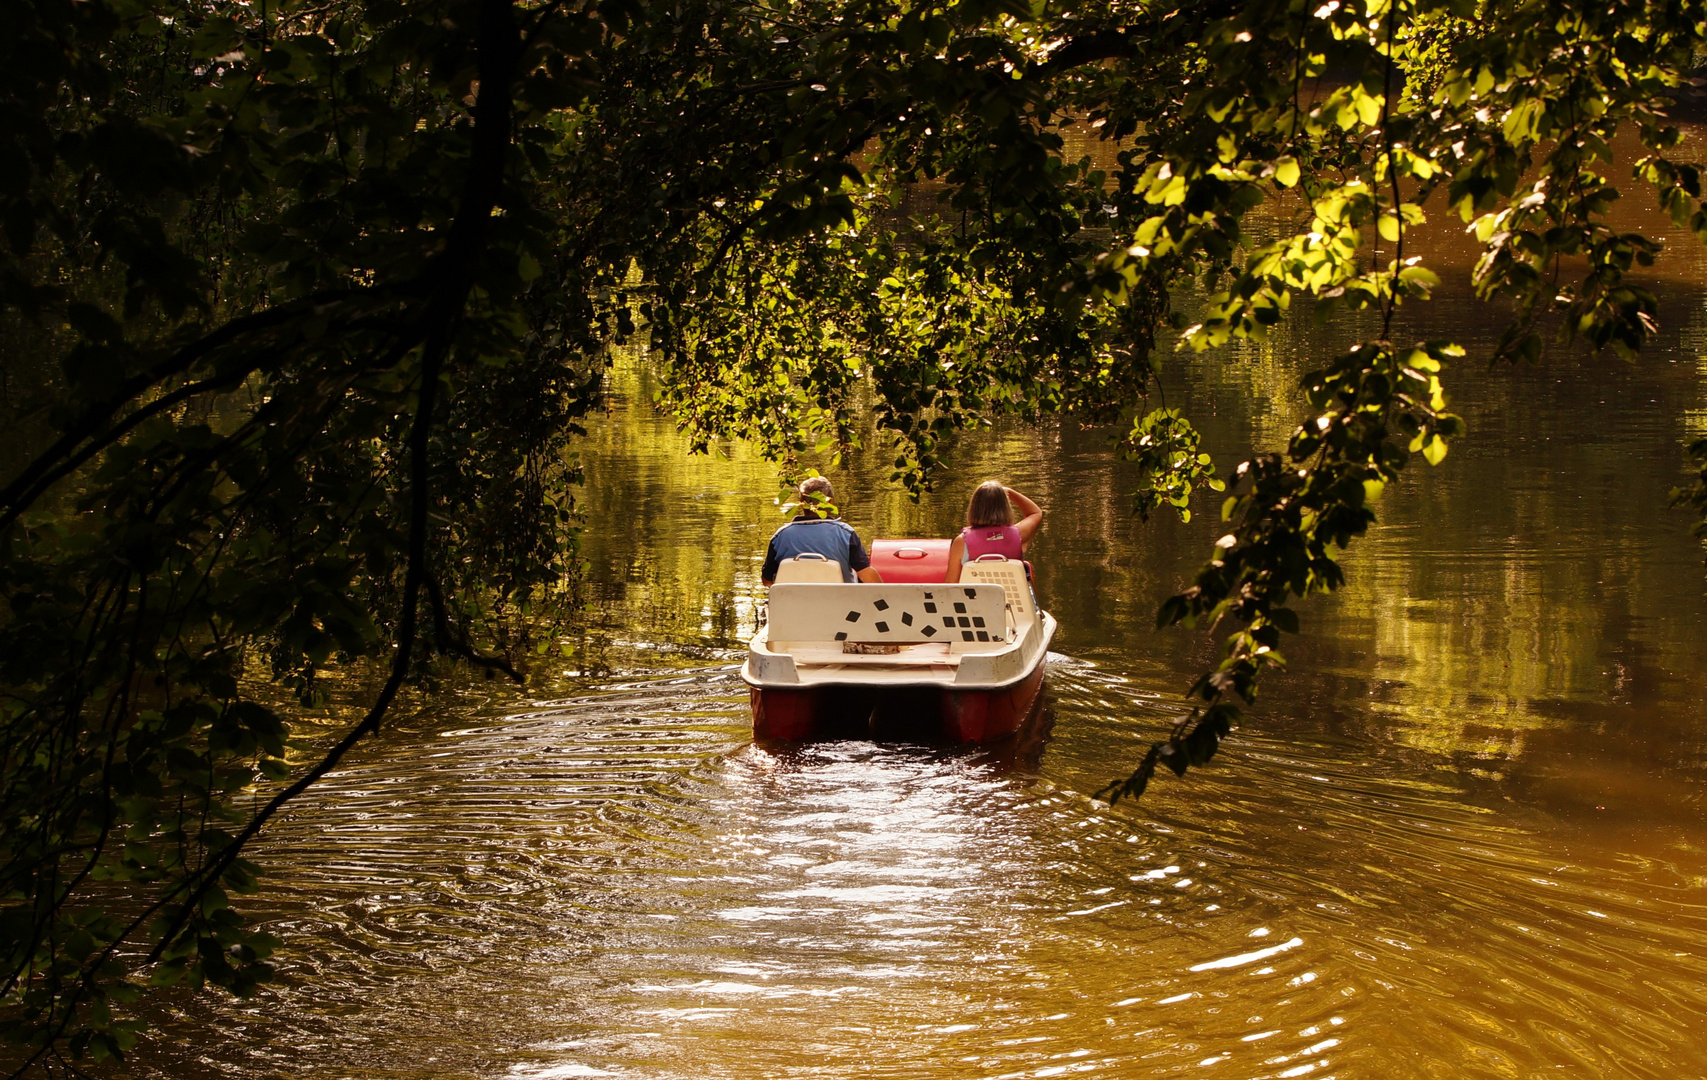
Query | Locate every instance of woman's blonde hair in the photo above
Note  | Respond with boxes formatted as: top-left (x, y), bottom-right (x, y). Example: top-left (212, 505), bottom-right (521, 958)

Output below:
top-left (966, 481), bottom-right (1013, 528)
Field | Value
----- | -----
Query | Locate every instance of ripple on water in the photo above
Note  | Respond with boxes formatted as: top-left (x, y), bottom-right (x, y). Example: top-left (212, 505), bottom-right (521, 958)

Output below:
top-left (127, 661), bottom-right (1707, 1080)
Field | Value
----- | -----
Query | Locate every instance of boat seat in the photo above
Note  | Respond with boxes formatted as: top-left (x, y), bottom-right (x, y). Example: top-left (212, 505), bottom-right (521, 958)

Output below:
top-left (961, 556), bottom-right (1035, 630)
top-left (766, 583), bottom-right (1010, 653)
top-left (773, 553), bottom-right (845, 584)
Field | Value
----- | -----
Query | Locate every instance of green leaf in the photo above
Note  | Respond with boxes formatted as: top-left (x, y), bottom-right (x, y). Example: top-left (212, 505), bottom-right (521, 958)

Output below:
top-left (1398, 265), bottom-right (1440, 289)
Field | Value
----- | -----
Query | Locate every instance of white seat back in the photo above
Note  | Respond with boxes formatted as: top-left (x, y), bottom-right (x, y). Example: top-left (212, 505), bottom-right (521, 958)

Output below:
top-left (774, 553), bottom-right (845, 583)
top-left (961, 556), bottom-right (1034, 630)
top-left (767, 583), bottom-right (1009, 652)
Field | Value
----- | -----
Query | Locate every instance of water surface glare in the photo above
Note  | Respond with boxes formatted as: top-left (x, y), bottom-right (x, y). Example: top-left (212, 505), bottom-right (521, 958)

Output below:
top-left (136, 659), bottom-right (1707, 1079)
top-left (133, 174), bottom-right (1707, 1076)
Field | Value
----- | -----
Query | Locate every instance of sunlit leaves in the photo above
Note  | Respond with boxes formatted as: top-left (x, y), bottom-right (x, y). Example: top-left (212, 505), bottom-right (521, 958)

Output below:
top-left (8, 0), bottom-right (1707, 1056)
top-left (1122, 409), bottom-right (1223, 524)
top-left (1076, 0), bottom-right (1707, 802)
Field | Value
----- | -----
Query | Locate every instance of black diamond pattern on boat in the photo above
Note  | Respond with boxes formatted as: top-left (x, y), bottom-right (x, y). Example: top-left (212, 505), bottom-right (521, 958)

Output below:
top-left (901, 612), bottom-right (913, 626)
top-left (923, 603), bottom-right (936, 613)
top-left (845, 611), bottom-right (861, 622)
top-left (976, 630), bottom-right (989, 641)
top-left (875, 621), bottom-right (889, 633)
top-left (964, 588), bottom-right (977, 598)
top-left (835, 632), bottom-right (847, 640)
top-left (961, 631), bottom-right (975, 641)
top-left (953, 602), bottom-right (966, 613)
top-left (922, 625), bottom-right (937, 636)
top-left (972, 616), bottom-right (985, 627)
top-left (873, 598), bottom-right (889, 611)
top-left (958, 617), bottom-right (970, 627)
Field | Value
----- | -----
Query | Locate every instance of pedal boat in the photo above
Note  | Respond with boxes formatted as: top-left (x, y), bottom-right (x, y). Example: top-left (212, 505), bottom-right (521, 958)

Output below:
top-left (742, 541), bottom-right (1056, 743)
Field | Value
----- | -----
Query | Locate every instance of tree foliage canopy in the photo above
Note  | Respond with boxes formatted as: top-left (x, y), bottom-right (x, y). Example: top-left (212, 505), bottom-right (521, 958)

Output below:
top-left (3, 0), bottom-right (1707, 1065)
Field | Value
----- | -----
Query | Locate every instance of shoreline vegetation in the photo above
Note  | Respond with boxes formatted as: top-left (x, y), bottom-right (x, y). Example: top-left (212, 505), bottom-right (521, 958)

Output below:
top-left (4, 0), bottom-right (1707, 1069)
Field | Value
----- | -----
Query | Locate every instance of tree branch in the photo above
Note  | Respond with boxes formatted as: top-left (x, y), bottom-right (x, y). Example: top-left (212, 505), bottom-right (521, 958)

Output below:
top-left (1036, 27), bottom-right (1144, 75)
top-left (134, 0), bottom-right (524, 982)
top-left (0, 287), bottom-right (405, 528)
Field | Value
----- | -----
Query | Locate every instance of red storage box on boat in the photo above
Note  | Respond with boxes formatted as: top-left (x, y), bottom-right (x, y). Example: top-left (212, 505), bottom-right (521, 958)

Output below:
top-left (869, 538), bottom-right (952, 583)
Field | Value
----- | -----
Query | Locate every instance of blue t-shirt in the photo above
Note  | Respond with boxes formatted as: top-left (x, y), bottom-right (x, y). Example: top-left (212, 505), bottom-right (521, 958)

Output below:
top-left (762, 517), bottom-right (870, 583)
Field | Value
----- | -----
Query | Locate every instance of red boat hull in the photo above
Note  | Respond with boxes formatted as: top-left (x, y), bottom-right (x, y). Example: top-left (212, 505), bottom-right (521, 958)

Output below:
top-left (750, 661), bottom-right (1047, 745)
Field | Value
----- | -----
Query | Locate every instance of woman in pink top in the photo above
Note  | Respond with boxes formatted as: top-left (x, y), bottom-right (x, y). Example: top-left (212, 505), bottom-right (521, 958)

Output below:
top-left (945, 482), bottom-right (1043, 583)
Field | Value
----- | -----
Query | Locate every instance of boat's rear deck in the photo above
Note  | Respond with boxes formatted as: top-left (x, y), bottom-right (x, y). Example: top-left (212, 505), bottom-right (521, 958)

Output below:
top-left (771, 640), bottom-right (964, 684)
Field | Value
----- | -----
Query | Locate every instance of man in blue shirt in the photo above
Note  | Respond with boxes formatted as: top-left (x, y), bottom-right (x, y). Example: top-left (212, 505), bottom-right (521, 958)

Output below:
top-left (761, 477), bottom-right (883, 585)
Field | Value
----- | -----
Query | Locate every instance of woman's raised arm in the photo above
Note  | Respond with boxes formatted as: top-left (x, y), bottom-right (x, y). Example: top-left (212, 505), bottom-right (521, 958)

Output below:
top-left (1006, 487), bottom-right (1044, 544)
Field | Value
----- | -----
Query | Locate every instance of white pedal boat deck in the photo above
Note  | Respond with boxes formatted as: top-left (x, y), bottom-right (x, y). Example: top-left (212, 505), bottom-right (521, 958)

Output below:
top-left (741, 554), bottom-right (1055, 742)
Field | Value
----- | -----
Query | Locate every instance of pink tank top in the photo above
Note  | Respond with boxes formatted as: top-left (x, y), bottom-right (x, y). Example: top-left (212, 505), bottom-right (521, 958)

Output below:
top-left (960, 524), bottom-right (1024, 563)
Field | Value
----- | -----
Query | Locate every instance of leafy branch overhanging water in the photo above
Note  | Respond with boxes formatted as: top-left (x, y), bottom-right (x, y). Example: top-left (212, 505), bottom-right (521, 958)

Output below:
top-left (2, 0), bottom-right (1706, 1067)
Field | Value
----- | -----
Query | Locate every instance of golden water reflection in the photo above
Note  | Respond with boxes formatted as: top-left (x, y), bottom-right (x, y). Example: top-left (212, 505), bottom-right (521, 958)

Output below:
top-left (131, 664), bottom-right (1707, 1079)
top-left (129, 141), bottom-right (1707, 1078)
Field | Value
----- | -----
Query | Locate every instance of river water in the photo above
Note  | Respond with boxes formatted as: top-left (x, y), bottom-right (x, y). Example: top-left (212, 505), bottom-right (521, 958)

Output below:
top-left (131, 191), bottom-right (1707, 1076)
